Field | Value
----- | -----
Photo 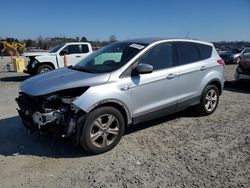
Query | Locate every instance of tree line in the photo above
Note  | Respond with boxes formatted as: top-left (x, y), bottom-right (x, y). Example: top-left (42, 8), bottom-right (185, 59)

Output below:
top-left (2, 35), bottom-right (250, 51)
top-left (23, 35), bottom-right (117, 50)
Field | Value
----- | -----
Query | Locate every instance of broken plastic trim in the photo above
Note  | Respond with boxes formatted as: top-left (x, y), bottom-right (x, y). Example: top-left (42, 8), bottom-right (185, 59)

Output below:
top-left (49, 86), bottom-right (90, 97)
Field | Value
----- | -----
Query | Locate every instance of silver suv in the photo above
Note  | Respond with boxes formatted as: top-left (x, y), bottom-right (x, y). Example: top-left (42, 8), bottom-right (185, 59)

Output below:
top-left (16, 38), bottom-right (225, 154)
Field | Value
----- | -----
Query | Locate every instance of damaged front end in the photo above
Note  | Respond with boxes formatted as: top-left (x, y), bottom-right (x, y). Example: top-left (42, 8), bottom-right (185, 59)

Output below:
top-left (16, 87), bottom-right (89, 139)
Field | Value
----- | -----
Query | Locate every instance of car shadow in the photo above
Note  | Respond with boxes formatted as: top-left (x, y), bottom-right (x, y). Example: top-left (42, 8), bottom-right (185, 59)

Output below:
top-left (125, 109), bottom-right (199, 135)
top-left (0, 116), bottom-right (90, 158)
top-left (0, 109), bottom-right (199, 158)
top-left (0, 75), bottom-right (31, 82)
top-left (224, 80), bottom-right (250, 94)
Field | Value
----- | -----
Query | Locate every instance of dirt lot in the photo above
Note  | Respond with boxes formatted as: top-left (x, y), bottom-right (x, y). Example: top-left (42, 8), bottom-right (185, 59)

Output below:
top-left (0, 57), bottom-right (249, 188)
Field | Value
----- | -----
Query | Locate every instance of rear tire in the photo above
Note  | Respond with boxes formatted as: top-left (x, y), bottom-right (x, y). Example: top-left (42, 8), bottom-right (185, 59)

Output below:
top-left (196, 85), bottom-right (219, 116)
top-left (80, 106), bottom-right (125, 154)
top-left (36, 64), bottom-right (53, 74)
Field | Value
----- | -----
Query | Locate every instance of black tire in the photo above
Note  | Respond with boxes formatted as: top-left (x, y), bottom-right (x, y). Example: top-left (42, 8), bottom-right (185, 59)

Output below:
top-left (196, 85), bottom-right (219, 116)
top-left (80, 106), bottom-right (125, 154)
top-left (36, 64), bottom-right (53, 74)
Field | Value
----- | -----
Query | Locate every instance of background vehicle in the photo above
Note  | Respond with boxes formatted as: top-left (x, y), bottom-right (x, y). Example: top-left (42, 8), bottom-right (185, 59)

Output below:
top-left (219, 48), bottom-right (250, 64)
top-left (0, 38), bottom-right (26, 56)
top-left (235, 59), bottom-right (250, 81)
top-left (23, 42), bottom-right (93, 75)
top-left (16, 38), bottom-right (224, 154)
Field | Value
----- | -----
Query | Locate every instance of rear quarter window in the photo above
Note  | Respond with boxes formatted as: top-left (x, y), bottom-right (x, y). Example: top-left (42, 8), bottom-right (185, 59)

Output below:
top-left (177, 42), bottom-right (200, 65)
top-left (197, 43), bottom-right (212, 60)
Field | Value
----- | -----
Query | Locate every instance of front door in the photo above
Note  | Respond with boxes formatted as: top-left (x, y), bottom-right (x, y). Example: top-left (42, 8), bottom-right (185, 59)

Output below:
top-left (58, 44), bottom-right (83, 67)
top-left (130, 42), bottom-right (178, 121)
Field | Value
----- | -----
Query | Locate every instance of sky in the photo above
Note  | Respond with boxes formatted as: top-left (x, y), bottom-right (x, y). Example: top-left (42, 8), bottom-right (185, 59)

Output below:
top-left (0, 0), bottom-right (250, 42)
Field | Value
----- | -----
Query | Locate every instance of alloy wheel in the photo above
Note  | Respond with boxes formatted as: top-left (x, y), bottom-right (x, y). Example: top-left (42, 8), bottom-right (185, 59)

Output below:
top-left (205, 89), bottom-right (218, 112)
top-left (90, 114), bottom-right (119, 148)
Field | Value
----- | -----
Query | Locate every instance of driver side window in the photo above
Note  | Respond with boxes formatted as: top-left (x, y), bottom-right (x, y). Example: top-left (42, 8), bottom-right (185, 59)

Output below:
top-left (138, 43), bottom-right (174, 70)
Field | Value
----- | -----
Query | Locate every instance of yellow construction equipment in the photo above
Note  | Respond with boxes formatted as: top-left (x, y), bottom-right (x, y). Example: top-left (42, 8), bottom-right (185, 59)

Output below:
top-left (0, 38), bottom-right (26, 56)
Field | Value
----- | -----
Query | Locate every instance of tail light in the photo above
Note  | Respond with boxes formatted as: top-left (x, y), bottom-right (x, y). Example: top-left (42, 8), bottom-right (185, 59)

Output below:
top-left (217, 59), bottom-right (225, 66)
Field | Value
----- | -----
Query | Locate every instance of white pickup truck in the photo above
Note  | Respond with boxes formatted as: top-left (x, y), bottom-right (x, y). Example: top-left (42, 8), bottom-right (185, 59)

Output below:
top-left (23, 42), bottom-right (93, 75)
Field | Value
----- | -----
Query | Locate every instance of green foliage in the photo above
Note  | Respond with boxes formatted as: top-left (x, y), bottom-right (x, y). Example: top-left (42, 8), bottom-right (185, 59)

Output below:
top-left (21, 35), bottom-right (119, 50)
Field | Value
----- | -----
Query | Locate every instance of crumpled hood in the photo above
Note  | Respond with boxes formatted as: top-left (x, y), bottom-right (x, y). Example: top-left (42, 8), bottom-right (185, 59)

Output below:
top-left (20, 68), bottom-right (110, 96)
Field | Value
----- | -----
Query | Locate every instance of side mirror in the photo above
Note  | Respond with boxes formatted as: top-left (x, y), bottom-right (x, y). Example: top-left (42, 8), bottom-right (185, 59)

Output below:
top-left (60, 50), bottom-right (68, 56)
top-left (135, 63), bottom-right (153, 74)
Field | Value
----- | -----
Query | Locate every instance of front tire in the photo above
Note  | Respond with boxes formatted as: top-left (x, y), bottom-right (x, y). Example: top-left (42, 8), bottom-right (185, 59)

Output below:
top-left (196, 85), bottom-right (219, 116)
top-left (36, 64), bottom-right (53, 74)
top-left (80, 106), bottom-right (125, 154)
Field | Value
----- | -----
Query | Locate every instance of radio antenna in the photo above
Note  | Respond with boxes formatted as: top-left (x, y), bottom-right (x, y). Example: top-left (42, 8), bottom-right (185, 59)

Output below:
top-left (185, 31), bottom-right (190, 39)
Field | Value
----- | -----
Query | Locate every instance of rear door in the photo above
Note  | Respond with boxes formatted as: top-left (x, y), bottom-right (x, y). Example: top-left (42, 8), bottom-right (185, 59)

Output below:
top-left (130, 42), bottom-right (179, 121)
top-left (174, 42), bottom-right (213, 109)
top-left (79, 44), bottom-right (91, 60)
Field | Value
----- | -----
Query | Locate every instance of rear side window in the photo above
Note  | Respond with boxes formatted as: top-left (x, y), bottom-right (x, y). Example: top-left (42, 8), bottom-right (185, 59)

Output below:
top-left (138, 43), bottom-right (173, 70)
top-left (177, 42), bottom-right (200, 65)
top-left (63, 45), bottom-right (80, 54)
top-left (81, 45), bottom-right (89, 53)
top-left (197, 43), bottom-right (212, 60)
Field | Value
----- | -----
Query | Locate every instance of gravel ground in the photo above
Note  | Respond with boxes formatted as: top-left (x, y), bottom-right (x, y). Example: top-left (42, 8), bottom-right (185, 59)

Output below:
top-left (0, 57), bottom-right (250, 188)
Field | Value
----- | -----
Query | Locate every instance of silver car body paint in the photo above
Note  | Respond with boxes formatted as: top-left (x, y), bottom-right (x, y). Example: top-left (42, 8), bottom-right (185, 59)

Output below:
top-left (21, 68), bottom-right (110, 96)
top-left (20, 38), bottom-right (224, 125)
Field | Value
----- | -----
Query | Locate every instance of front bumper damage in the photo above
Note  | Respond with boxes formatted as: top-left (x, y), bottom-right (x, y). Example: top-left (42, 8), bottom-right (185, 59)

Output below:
top-left (23, 60), bottom-right (38, 75)
top-left (16, 92), bottom-right (85, 140)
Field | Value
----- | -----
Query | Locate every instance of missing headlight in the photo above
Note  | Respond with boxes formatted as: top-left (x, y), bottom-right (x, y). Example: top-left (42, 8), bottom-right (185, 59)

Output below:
top-left (56, 87), bottom-right (90, 97)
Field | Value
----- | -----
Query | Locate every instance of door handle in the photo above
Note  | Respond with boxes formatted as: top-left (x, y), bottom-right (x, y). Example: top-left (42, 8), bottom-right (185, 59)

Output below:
top-left (76, 55), bottom-right (81, 58)
top-left (166, 73), bottom-right (176, 79)
top-left (120, 85), bottom-right (131, 91)
top-left (200, 66), bottom-right (206, 71)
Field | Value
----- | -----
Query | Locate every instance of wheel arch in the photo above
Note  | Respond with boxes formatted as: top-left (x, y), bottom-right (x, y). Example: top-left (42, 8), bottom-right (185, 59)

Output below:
top-left (206, 79), bottom-right (223, 95)
top-left (35, 62), bottom-right (55, 70)
top-left (75, 100), bottom-right (131, 146)
top-left (87, 99), bottom-right (132, 126)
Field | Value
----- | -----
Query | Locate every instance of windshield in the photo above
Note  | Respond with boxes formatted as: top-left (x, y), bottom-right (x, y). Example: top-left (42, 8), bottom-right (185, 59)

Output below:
top-left (73, 42), bottom-right (147, 73)
top-left (49, 44), bottom-right (65, 53)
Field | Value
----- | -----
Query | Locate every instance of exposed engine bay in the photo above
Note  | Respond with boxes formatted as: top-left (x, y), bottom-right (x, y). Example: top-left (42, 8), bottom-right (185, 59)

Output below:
top-left (16, 87), bottom-right (88, 138)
